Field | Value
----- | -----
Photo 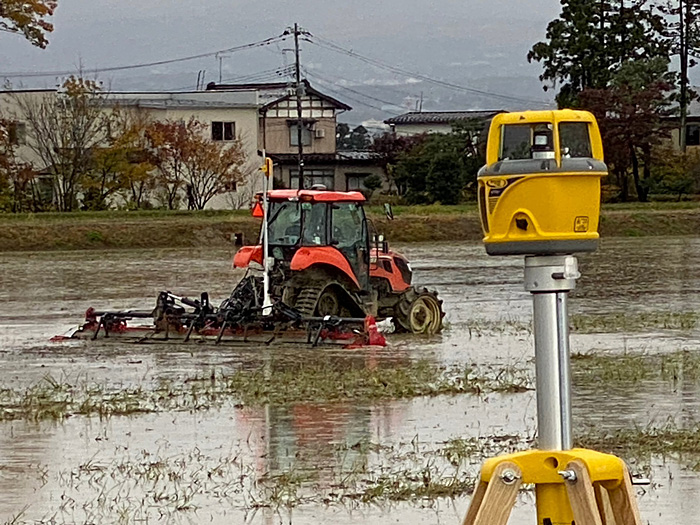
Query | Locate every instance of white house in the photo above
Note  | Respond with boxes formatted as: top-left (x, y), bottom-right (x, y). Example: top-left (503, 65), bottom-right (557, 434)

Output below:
top-left (1, 81), bottom-right (385, 209)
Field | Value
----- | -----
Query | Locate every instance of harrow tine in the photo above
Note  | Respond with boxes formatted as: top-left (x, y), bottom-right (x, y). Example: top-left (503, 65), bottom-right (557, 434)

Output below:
top-left (184, 321), bottom-right (195, 342)
top-left (91, 317), bottom-right (103, 341)
top-left (215, 320), bottom-right (228, 345)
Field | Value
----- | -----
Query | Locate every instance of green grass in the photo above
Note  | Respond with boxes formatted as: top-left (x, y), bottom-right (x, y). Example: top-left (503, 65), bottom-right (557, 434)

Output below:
top-left (601, 200), bottom-right (700, 211)
top-left (570, 311), bottom-right (700, 333)
top-left (0, 208), bottom-right (250, 222)
top-left (0, 360), bottom-right (532, 423)
top-left (2, 200), bottom-right (696, 222)
top-left (366, 203), bottom-right (478, 216)
top-left (577, 424), bottom-right (700, 468)
top-left (2, 201), bottom-right (700, 250)
top-left (572, 349), bottom-right (700, 383)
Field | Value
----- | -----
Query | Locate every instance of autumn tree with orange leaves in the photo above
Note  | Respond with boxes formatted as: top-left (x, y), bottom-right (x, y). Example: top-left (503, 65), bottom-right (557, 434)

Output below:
top-left (146, 118), bottom-right (246, 210)
top-left (0, 0), bottom-right (58, 48)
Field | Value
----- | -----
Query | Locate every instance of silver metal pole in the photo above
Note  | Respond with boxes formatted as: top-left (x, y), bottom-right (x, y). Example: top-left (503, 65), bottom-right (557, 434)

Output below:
top-left (262, 152), bottom-right (273, 316)
top-left (556, 291), bottom-right (573, 449)
top-left (525, 255), bottom-right (579, 451)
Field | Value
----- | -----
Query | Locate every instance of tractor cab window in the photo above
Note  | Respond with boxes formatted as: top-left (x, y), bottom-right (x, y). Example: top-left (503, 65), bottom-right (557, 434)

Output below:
top-left (331, 202), bottom-right (365, 248)
top-left (331, 202), bottom-right (369, 286)
top-left (559, 122), bottom-right (592, 158)
top-left (268, 201), bottom-right (301, 245)
top-left (301, 202), bottom-right (327, 245)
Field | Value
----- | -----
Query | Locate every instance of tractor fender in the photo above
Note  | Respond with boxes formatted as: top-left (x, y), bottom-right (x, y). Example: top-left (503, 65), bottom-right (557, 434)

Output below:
top-left (233, 245), bottom-right (263, 268)
top-left (290, 247), bottom-right (361, 289)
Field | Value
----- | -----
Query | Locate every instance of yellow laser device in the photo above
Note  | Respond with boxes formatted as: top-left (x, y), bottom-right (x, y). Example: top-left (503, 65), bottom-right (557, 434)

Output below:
top-left (477, 110), bottom-right (607, 256)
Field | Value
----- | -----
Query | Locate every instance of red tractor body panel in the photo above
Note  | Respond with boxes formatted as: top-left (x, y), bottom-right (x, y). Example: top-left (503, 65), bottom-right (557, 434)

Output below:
top-left (233, 245), bottom-right (263, 268)
top-left (290, 246), bottom-right (361, 289)
top-left (370, 251), bottom-right (411, 293)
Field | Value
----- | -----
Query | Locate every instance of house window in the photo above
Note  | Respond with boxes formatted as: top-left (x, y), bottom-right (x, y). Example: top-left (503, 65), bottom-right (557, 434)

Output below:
top-left (289, 124), bottom-right (312, 146)
top-left (8, 121), bottom-right (26, 145)
top-left (212, 121), bottom-right (235, 141)
top-left (290, 169), bottom-right (335, 190)
top-left (346, 173), bottom-right (370, 191)
top-left (686, 124), bottom-right (700, 146)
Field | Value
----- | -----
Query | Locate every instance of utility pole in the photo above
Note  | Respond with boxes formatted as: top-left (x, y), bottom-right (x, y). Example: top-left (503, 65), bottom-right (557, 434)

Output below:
top-left (680, 1), bottom-right (689, 152)
top-left (293, 22), bottom-right (305, 189)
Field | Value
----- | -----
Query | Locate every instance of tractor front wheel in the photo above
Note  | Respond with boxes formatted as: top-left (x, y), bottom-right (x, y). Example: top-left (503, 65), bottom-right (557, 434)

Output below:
top-left (394, 288), bottom-right (443, 335)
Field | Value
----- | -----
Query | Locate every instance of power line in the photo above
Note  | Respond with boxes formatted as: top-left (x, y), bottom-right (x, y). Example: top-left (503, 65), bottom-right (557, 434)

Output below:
top-left (168, 65), bottom-right (296, 92)
top-left (305, 73), bottom-right (402, 115)
top-left (0, 34), bottom-right (288, 79)
top-left (309, 34), bottom-right (551, 107)
top-left (304, 68), bottom-right (404, 111)
top-left (306, 62), bottom-right (436, 102)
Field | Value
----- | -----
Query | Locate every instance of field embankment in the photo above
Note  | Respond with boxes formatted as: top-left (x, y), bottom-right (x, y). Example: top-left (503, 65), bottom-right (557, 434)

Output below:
top-left (0, 203), bottom-right (699, 252)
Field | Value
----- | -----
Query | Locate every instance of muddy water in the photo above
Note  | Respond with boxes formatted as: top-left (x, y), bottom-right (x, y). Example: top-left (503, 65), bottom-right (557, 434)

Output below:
top-left (1, 237), bottom-right (700, 523)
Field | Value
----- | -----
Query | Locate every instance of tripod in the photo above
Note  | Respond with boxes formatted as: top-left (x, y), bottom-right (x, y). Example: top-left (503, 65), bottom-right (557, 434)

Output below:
top-left (462, 256), bottom-right (642, 525)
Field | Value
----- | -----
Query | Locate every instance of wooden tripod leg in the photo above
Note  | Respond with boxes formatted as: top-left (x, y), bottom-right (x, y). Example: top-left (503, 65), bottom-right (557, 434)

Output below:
top-left (462, 462), bottom-right (522, 525)
top-left (563, 459), bottom-right (603, 525)
top-left (593, 483), bottom-right (614, 525)
top-left (608, 464), bottom-right (642, 525)
top-left (462, 480), bottom-right (488, 525)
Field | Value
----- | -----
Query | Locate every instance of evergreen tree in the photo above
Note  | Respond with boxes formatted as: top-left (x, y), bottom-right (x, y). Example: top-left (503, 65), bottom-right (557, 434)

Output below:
top-left (658, 0), bottom-right (700, 151)
top-left (529, 0), bottom-right (668, 107)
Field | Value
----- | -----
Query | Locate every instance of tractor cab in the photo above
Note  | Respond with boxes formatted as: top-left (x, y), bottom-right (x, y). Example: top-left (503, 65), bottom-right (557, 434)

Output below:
top-left (234, 189), bottom-right (370, 294)
top-left (234, 187), bottom-right (443, 332)
top-left (265, 189), bottom-right (370, 290)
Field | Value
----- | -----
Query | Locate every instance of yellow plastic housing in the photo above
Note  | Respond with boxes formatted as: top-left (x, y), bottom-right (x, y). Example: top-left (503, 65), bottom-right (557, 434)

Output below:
top-left (478, 110), bottom-right (607, 256)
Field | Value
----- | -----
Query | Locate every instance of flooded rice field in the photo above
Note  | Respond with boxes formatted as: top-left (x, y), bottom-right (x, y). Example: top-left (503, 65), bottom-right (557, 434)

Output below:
top-left (1, 237), bottom-right (700, 524)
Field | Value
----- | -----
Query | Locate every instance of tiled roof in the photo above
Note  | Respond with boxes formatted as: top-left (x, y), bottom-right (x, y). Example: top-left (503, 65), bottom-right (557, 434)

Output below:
top-left (337, 151), bottom-right (382, 161)
top-left (268, 151), bottom-right (380, 164)
top-left (207, 79), bottom-right (352, 111)
top-left (384, 110), bottom-right (504, 125)
top-left (103, 98), bottom-right (255, 109)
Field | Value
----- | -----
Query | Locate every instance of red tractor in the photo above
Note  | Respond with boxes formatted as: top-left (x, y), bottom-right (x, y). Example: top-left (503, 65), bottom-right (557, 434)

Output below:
top-left (233, 188), bottom-right (443, 334)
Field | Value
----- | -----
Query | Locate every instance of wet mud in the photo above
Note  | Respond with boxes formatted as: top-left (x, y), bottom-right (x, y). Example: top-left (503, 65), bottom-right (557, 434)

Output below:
top-left (1, 237), bottom-right (700, 523)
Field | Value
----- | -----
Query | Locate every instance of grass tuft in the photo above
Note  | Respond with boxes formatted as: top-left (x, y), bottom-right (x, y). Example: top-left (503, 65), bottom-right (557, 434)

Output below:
top-left (0, 360), bottom-right (533, 423)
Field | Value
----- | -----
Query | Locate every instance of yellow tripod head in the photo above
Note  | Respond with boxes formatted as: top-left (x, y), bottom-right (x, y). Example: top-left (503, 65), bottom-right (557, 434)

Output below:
top-left (477, 110), bottom-right (607, 256)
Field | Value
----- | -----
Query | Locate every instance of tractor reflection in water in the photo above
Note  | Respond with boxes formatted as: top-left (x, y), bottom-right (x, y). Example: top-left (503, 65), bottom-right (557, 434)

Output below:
top-left (235, 188), bottom-right (443, 334)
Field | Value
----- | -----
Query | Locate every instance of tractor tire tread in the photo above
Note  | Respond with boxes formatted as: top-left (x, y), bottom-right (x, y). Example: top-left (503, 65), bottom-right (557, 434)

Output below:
top-left (392, 287), bottom-right (444, 334)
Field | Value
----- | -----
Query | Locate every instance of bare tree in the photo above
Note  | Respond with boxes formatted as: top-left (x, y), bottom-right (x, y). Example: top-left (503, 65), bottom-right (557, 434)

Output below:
top-left (224, 157), bottom-right (261, 209)
top-left (10, 76), bottom-right (108, 211)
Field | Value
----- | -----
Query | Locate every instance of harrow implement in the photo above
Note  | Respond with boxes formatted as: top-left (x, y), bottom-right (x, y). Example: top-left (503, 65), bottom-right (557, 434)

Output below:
top-left (62, 276), bottom-right (386, 347)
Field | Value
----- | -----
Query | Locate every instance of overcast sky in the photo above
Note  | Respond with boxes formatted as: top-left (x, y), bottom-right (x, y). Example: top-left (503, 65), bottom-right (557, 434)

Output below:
top-left (0, 1), bottom-right (569, 121)
top-left (1, 1), bottom-right (561, 83)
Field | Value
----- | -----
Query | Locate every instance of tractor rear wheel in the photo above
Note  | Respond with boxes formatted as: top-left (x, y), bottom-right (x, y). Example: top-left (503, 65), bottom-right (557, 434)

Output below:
top-left (394, 288), bottom-right (443, 335)
top-left (316, 286), bottom-right (341, 317)
top-left (286, 280), bottom-right (357, 318)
